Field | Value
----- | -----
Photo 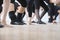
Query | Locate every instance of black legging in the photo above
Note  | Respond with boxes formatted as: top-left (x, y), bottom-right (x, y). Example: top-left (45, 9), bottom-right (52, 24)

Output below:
top-left (0, 5), bottom-right (2, 13)
top-left (46, 2), bottom-right (59, 22)
top-left (27, 0), bottom-right (34, 17)
top-left (27, 0), bottom-right (48, 18)
top-left (17, 0), bottom-right (27, 7)
top-left (9, 0), bottom-right (27, 22)
top-left (0, 0), bottom-right (3, 13)
top-left (45, 0), bottom-right (59, 21)
top-left (9, 0), bottom-right (22, 22)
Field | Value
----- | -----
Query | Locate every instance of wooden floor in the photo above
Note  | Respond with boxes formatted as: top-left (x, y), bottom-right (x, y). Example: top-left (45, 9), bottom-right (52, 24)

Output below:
top-left (0, 7), bottom-right (60, 40)
top-left (0, 23), bottom-right (60, 40)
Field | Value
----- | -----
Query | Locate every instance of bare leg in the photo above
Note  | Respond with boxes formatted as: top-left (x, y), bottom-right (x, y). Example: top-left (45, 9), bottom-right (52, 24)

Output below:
top-left (1, 0), bottom-right (10, 26)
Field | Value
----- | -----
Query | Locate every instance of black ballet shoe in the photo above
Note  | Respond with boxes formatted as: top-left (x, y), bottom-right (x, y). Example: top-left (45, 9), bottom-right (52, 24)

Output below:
top-left (32, 21), bottom-right (36, 23)
top-left (37, 21), bottom-right (46, 24)
top-left (0, 24), bottom-right (4, 28)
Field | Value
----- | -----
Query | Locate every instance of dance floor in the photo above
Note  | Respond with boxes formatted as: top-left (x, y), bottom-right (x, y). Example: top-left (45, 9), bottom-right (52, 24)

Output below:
top-left (0, 8), bottom-right (60, 40)
top-left (0, 23), bottom-right (60, 40)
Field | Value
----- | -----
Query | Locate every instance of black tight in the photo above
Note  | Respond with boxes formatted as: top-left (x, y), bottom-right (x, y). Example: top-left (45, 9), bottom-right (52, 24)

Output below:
top-left (17, 0), bottom-right (27, 7)
top-left (0, 0), bottom-right (3, 13)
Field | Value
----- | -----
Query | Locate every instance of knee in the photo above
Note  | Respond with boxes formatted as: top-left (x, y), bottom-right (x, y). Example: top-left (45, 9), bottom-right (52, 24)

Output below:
top-left (9, 3), bottom-right (15, 11)
top-left (17, 6), bottom-right (25, 13)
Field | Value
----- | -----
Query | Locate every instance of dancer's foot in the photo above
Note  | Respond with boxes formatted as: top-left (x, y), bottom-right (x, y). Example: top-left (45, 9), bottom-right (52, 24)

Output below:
top-left (37, 20), bottom-right (46, 24)
top-left (32, 21), bottom-right (36, 23)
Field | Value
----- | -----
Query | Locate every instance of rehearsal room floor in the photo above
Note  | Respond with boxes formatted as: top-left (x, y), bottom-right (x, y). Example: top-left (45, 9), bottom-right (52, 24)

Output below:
top-left (0, 9), bottom-right (60, 40)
